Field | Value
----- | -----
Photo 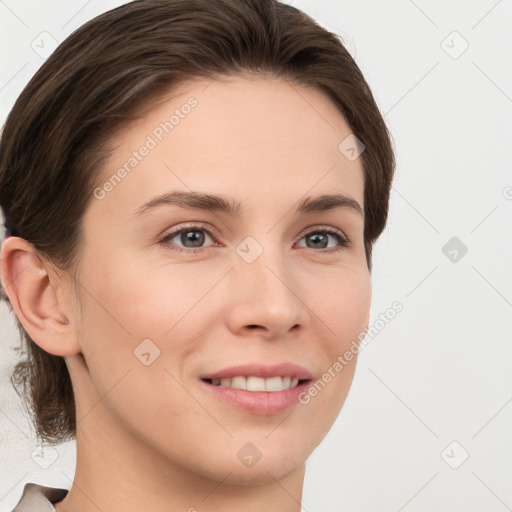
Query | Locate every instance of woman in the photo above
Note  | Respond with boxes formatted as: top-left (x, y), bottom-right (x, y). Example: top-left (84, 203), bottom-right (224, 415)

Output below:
top-left (0, 0), bottom-right (395, 510)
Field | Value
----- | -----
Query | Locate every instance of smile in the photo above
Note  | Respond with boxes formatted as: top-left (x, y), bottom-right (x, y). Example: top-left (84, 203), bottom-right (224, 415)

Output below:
top-left (203, 376), bottom-right (305, 392)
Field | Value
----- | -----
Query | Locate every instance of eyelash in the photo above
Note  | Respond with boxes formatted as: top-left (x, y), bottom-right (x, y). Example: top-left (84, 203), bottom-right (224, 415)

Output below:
top-left (158, 222), bottom-right (350, 254)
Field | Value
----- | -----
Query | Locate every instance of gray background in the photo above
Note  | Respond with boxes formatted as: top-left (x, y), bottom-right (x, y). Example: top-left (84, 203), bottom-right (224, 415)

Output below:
top-left (1, 1), bottom-right (511, 511)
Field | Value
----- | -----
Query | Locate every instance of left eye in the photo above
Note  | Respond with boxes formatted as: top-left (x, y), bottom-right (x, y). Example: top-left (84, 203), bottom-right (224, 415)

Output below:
top-left (296, 229), bottom-right (348, 250)
top-left (159, 225), bottom-right (348, 252)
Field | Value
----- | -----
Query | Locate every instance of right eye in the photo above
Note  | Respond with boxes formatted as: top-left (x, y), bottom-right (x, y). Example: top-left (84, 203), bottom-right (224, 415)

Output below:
top-left (158, 223), bottom-right (219, 253)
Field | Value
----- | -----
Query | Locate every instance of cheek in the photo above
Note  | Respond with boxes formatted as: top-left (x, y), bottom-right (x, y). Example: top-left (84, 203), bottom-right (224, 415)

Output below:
top-left (72, 261), bottom-right (205, 437)
top-left (80, 252), bottom-right (200, 338)
top-left (74, 255), bottom-right (228, 399)
top-left (309, 266), bottom-right (371, 352)
top-left (286, 269), bottom-right (370, 461)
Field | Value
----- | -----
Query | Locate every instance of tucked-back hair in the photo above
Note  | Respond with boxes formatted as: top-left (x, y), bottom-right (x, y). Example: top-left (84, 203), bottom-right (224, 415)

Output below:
top-left (0, 0), bottom-right (395, 444)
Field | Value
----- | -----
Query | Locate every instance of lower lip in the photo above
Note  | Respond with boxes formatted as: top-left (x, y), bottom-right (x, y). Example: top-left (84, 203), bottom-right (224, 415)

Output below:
top-left (200, 379), bottom-right (312, 415)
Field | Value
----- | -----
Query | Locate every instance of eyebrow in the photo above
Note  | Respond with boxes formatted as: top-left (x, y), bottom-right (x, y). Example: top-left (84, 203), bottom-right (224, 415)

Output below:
top-left (133, 191), bottom-right (363, 218)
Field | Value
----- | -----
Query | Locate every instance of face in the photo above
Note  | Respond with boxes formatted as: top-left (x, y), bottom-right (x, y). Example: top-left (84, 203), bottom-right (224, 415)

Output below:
top-left (69, 76), bottom-right (371, 484)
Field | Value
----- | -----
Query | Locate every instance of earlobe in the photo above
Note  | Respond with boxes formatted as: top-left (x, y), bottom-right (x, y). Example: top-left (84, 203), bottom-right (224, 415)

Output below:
top-left (0, 236), bottom-right (81, 357)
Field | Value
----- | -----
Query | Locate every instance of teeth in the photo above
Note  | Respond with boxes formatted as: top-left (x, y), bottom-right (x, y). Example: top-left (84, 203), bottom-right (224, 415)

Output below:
top-left (231, 376), bottom-right (246, 389)
top-left (209, 376), bottom-right (302, 392)
top-left (247, 376), bottom-right (266, 391)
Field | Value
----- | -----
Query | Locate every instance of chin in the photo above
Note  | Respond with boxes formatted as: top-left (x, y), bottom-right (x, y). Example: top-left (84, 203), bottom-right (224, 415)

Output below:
top-left (189, 443), bottom-right (309, 486)
top-left (223, 459), bottom-right (306, 486)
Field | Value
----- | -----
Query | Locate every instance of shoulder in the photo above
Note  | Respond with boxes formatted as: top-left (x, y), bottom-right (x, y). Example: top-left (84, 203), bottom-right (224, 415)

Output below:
top-left (11, 482), bottom-right (68, 512)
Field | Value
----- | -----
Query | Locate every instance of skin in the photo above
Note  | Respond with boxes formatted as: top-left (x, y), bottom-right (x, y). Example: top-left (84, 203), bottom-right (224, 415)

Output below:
top-left (1, 75), bottom-right (371, 512)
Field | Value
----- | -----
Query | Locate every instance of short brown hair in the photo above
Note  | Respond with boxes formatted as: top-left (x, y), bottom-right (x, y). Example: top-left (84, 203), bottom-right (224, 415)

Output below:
top-left (0, 0), bottom-right (395, 444)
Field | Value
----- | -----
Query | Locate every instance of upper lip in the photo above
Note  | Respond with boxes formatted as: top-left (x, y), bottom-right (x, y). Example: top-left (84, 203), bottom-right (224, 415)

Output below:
top-left (200, 363), bottom-right (313, 381)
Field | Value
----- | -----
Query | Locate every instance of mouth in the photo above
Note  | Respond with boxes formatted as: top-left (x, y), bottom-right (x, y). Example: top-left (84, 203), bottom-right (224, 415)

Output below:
top-left (199, 363), bottom-right (314, 414)
top-left (201, 376), bottom-right (311, 392)
top-left (199, 370), bottom-right (314, 415)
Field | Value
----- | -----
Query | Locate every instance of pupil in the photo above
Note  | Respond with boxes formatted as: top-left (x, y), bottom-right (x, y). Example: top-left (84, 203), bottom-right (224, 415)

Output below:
top-left (309, 233), bottom-right (327, 248)
top-left (183, 230), bottom-right (204, 247)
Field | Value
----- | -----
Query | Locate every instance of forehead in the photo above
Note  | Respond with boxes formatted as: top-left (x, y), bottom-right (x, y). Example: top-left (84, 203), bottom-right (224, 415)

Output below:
top-left (93, 76), bottom-right (365, 219)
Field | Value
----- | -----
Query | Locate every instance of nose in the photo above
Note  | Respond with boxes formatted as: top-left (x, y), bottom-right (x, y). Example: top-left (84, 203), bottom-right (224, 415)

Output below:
top-left (224, 245), bottom-right (309, 340)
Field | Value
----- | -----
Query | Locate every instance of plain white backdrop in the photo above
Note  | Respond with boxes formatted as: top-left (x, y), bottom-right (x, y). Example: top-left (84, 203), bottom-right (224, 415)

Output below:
top-left (1, 1), bottom-right (511, 511)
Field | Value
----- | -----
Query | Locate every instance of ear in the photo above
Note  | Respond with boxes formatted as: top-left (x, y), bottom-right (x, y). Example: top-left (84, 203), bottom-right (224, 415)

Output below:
top-left (0, 236), bottom-right (82, 357)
